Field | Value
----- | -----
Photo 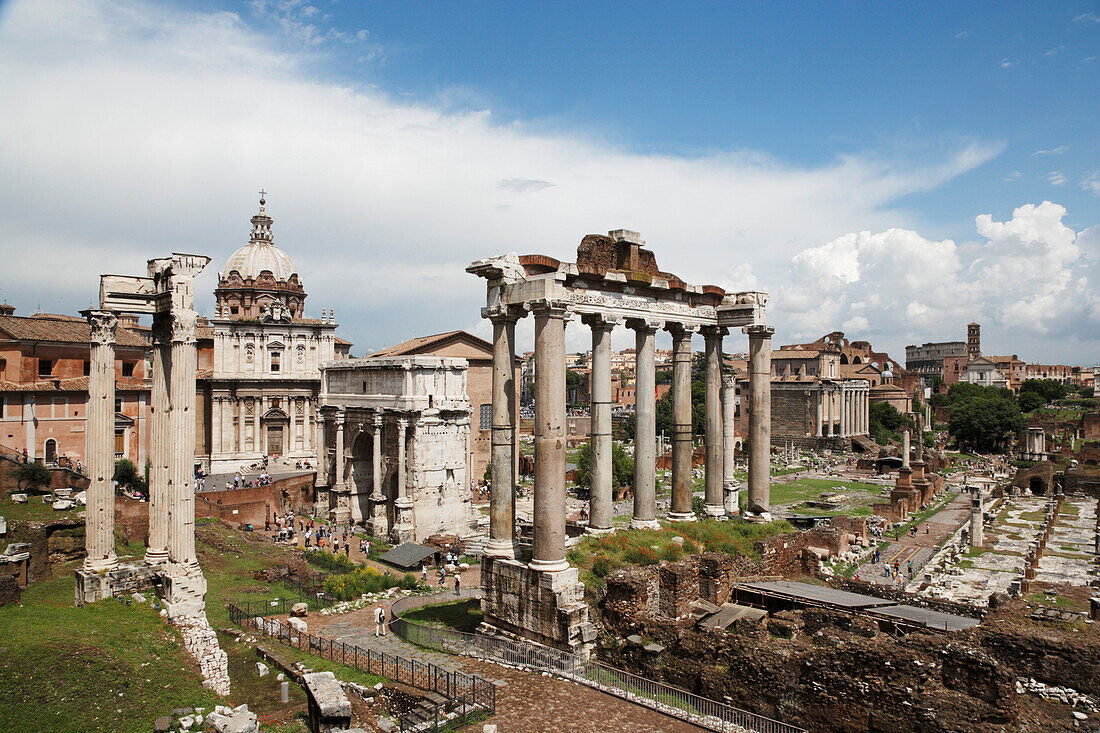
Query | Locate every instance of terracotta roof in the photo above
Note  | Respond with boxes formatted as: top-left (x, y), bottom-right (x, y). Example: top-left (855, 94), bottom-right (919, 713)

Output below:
top-left (370, 330), bottom-right (491, 357)
top-left (0, 376), bottom-right (149, 393)
top-left (870, 383), bottom-right (907, 395)
top-left (0, 314), bottom-right (147, 348)
top-left (773, 349), bottom-right (822, 359)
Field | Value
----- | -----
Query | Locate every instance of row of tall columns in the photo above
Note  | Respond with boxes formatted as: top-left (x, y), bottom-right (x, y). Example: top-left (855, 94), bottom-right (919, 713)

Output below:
top-left (483, 304), bottom-right (775, 571)
top-left (83, 310), bottom-right (119, 573)
top-left (814, 386), bottom-right (868, 437)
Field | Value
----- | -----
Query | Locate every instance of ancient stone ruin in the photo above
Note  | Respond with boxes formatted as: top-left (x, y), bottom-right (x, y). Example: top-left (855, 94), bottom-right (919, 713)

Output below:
top-left (74, 254), bottom-right (230, 695)
top-left (467, 229), bottom-right (774, 656)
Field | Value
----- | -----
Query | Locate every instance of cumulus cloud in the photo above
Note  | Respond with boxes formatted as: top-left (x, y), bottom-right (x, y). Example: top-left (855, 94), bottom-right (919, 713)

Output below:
top-left (0, 0), bottom-right (1008, 357)
top-left (775, 202), bottom-right (1100, 360)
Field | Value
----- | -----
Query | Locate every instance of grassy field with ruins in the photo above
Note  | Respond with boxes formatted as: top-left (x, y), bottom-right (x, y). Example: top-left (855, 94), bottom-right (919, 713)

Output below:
top-left (768, 476), bottom-right (887, 517)
top-left (0, 520), bottom-right (376, 732)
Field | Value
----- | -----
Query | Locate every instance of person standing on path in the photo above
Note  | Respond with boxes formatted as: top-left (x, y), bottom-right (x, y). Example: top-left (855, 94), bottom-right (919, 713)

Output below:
top-left (375, 606), bottom-right (387, 636)
top-left (454, 574), bottom-right (461, 596)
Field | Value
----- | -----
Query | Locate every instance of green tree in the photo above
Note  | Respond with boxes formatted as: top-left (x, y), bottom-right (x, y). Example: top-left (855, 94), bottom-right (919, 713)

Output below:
top-left (1018, 391), bottom-right (1044, 413)
top-left (573, 441), bottom-right (634, 492)
top-left (869, 402), bottom-right (911, 445)
top-left (947, 390), bottom-right (1026, 452)
top-left (9, 462), bottom-right (51, 492)
top-left (946, 381), bottom-right (986, 405)
top-left (113, 458), bottom-right (146, 494)
top-left (1019, 378), bottom-right (1068, 404)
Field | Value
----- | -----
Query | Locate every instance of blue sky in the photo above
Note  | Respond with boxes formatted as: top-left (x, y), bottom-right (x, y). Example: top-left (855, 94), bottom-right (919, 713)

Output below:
top-left (0, 0), bottom-right (1098, 363)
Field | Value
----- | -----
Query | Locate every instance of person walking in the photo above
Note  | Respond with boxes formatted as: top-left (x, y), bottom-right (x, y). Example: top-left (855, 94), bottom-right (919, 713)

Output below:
top-left (375, 606), bottom-right (386, 636)
top-left (454, 573), bottom-right (461, 596)
top-left (422, 563), bottom-right (428, 583)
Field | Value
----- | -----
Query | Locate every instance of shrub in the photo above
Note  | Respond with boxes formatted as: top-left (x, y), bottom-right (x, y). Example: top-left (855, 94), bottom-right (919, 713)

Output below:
top-left (591, 555), bottom-right (612, 577)
top-left (304, 549), bottom-right (358, 574)
top-left (9, 462), bottom-right (51, 492)
top-left (323, 567), bottom-right (421, 600)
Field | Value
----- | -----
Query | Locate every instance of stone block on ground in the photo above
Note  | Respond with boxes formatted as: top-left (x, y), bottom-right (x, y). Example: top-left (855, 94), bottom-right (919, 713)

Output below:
top-left (255, 661), bottom-right (269, 677)
top-left (287, 616), bottom-right (308, 633)
top-left (291, 602), bottom-right (308, 617)
top-left (10, 494), bottom-right (27, 503)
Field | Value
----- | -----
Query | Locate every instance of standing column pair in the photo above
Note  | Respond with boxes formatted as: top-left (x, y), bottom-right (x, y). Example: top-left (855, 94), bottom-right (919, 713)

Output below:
top-left (584, 314), bottom-right (618, 535)
top-left (486, 306), bottom-right (521, 557)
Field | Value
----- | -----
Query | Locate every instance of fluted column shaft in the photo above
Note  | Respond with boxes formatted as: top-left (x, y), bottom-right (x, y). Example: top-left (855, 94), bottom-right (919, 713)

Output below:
top-left (368, 413), bottom-right (387, 535)
top-left (167, 309), bottom-right (200, 567)
top-left (746, 325), bottom-right (774, 518)
top-left (145, 313), bottom-right (171, 565)
top-left (391, 417), bottom-right (414, 542)
top-left (83, 309), bottom-right (118, 573)
top-left (630, 320), bottom-right (661, 529)
top-left (333, 411), bottom-right (349, 523)
top-left (826, 389), bottom-right (834, 436)
top-left (487, 309), bottom-right (519, 557)
top-left (703, 327), bottom-right (725, 517)
top-left (668, 325), bottom-right (694, 521)
top-left (721, 373), bottom-right (739, 517)
top-left (586, 315), bottom-right (616, 534)
top-left (815, 390), bottom-right (823, 437)
top-left (530, 303), bottom-right (569, 571)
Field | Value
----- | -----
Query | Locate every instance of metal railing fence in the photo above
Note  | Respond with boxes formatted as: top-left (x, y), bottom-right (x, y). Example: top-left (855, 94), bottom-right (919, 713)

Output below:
top-left (389, 593), bottom-right (804, 733)
top-left (226, 601), bottom-right (495, 732)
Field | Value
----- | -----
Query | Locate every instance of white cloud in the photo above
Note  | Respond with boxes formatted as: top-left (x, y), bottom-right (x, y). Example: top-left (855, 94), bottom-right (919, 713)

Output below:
top-left (0, 0), bottom-right (1017, 359)
top-left (1048, 171), bottom-right (1067, 186)
top-left (775, 202), bottom-right (1100, 360)
top-left (1082, 171), bottom-right (1100, 196)
top-left (1033, 146), bottom-right (1066, 155)
top-left (1044, 46), bottom-right (1065, 57)
top-left (1000, 58), bottom-right (1014, 68)
top-left (1074, 13), bottom-right (1100, 23)
top-left (1005, 170), bottom-right (1022, 181)
top-left (955, 30), bottom-right (969, 39)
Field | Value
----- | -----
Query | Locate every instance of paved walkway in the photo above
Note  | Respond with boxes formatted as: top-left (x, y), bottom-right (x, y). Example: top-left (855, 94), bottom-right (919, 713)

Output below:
top-left (305, 595), bottom-right (702, 732)
top-left (852, 487), bottom-right (971, 587)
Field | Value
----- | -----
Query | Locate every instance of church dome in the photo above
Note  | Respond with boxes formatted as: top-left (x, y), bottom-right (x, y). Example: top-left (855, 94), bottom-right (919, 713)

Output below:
top-left (221, 197), bottom-right (298, 281)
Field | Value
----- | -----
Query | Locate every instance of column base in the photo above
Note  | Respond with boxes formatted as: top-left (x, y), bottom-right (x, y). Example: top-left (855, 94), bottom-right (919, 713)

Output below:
top-left (528, 557), bottom-right (570, 573)
top-left (75, 562), bottom-right (158, 605)
top-left (703, 504), bottom-right (726, 518)
top-left (483, 539), bottom-right (519, 559)
top-left (666, 511), bottom-right (695, 522)
top-left (82, 553), bottom-right (119, 575)
top-left (741, 511), bottom-right (773, 524)
top-left (630, 518), bottom-right (661, 530)
top-left (144, 548), bottom-right (169, 566)
top-left (480, 556), bottom-right (596, 660)
top-left (585, 525), bottom-right (614, 536)
top-left (163, 561), bottom-right (208, 618)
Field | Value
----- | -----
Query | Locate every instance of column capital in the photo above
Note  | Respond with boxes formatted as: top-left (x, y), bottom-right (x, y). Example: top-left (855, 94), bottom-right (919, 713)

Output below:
top-left (82, 309), bottom-right (118, 346)
top-left (722, 373), bottom-right (737, 389)
top-left (169, 309), bottom-right (198, 344)
top-left (626, 317), bottom-right (662, 334)
top-left (333, 410), bottom-right (346, 426)
top-left (580, 313), bottom-right (622, 331)
top-left (528, 299), bottom-right (572, 320)
top-left (700, 324), bottom-right (728, 338)
top-left (483, 304), bottom-right (525, 323)
top-left (744, 324), bottom-right (775, 339)
top-left (396, 416), bottom-right (409, 430)
top-left (665, 322), bottom-right (699, 338)
top-left (372, 412), bottom-right (383, 428)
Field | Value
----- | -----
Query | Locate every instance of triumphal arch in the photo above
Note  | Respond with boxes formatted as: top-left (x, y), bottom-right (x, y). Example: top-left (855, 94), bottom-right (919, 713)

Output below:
top-left (468, 229), bottom-right (774, 656)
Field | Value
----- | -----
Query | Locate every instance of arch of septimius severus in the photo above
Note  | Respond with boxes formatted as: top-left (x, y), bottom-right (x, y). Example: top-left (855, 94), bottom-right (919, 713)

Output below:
top-left (468, 229), bottom-right (774, 656)
top-left (75, 253), bottom-right (230, 695)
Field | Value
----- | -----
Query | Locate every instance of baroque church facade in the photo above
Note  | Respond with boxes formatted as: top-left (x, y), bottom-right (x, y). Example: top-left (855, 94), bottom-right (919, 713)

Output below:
top-left (197, 197), bottom-right (350, 474)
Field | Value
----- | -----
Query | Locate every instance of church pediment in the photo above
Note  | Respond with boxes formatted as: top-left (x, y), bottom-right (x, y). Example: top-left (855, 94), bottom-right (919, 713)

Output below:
top-left (262, 407), bottom-right (289, 421)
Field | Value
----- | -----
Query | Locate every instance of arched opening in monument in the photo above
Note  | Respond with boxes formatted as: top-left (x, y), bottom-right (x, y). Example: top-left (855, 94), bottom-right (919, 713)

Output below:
top-left (349, 429), bottom-right (375, 523)
top-left (853, 356), bottom-right (863, 364)
top-left (840, 354), bottom-right (849, 365)
top-left (44, 438), bottom-right (57, 463)
top-left (1029, 476), bottom-right (1047, 495)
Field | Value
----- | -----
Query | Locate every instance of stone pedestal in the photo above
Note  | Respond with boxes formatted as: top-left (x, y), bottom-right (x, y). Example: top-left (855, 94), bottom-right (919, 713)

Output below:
top-left (74, 562), bottom-right (159, 605)
top-left (479, 556), bottom-right (596, 659)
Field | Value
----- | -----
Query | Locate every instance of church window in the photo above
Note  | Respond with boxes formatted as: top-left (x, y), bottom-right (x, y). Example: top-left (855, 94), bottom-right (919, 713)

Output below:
top-left (270, 351), bottom-right (281, 372)
top-left (480, 404), bottom-right (492, 431)
top-left (38, 359), bottom-right (53, 377)
top-left (122, 362), bottom-right (134, 377)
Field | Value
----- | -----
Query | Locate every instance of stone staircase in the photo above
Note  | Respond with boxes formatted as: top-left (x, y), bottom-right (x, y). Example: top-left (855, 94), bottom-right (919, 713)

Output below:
top-left (460, 534), bottom-right (489, 557)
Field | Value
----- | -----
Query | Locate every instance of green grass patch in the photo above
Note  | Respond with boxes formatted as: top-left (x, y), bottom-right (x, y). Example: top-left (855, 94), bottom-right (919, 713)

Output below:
top-left (965, 547), bottom-right (990, 557)
top-left (398, 599), bottom-right (483, 633)
top-left (0, 494), bottom-right (83, 524)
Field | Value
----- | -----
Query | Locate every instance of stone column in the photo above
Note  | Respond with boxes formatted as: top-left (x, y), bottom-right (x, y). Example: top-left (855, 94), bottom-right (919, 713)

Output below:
top-left (585, 314), bottom-right (616, 534)
top-left (745, 325), bottom-right (774, 520)
top-left (530, 302), bottom-right (570, 571)
top-left (82, 309), bottom-right (119, 573)
top-left (721, 373), bottom-right (739, 517)
top-left (211, 397), bottom-right (222, 458)
top-left (367, 413), bottom-right (387, 537)
top-left (815, 389), bottom-right (823, 437)
top-left (164, 308), bottom-right (207, 616)
top-left (826, 388), bottom-right (834, 437)
top-left (145, 312), bottom-right (171, 565)
top-left (969, 485), bottom-right (983, 548)
top-left (902, 429), bottom-right (911, 469)
top-left (332, 411), bottom-right (349, 524)
top-left (703, 326), bottom-right (725, 518)
top-left (486, 307), bottom-right (519, 556)
top-left (667, 323), bottom-right (694, 521)
top-left (629, 319), bottom-right (661, 530)
top-left (390, 417), bottom-right (414, 543)
top-left (840, 389), bottom-right (849, 437)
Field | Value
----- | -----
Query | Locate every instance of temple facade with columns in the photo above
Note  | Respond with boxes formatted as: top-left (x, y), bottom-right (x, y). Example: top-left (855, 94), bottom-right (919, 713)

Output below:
top-left (467, 230), bottom-right (773, 657)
